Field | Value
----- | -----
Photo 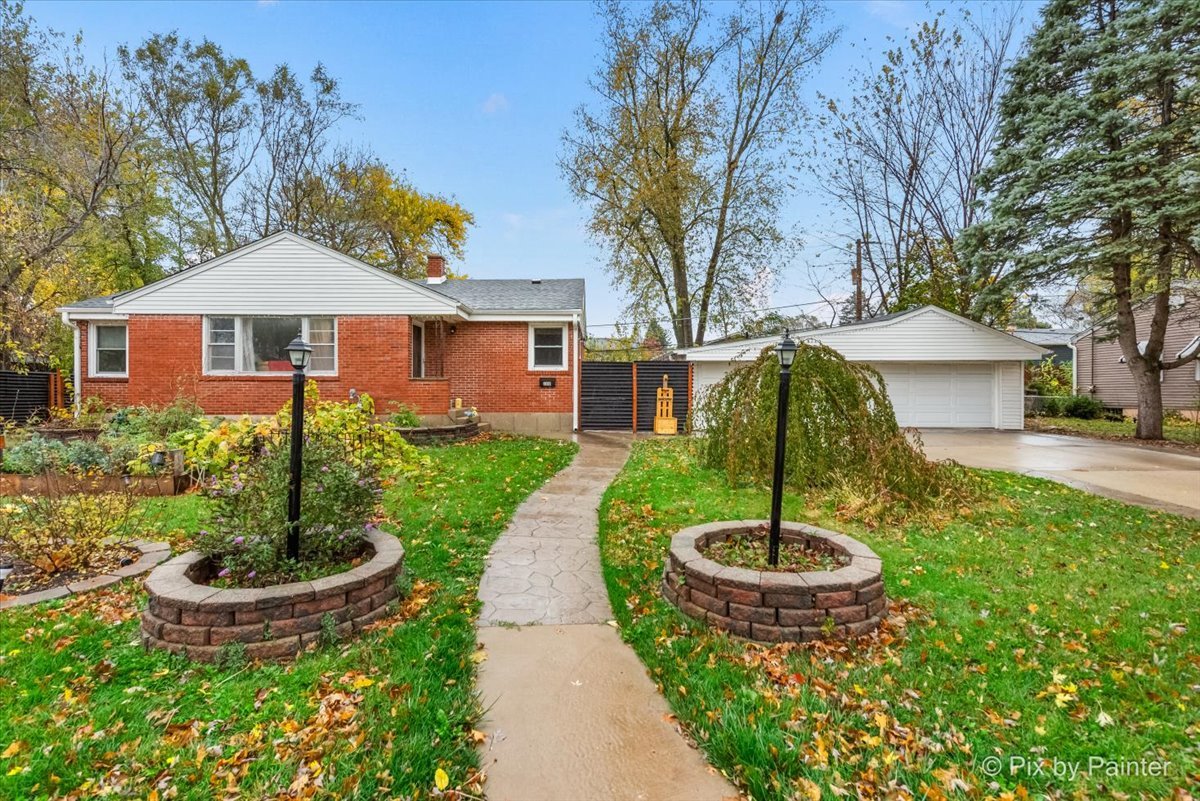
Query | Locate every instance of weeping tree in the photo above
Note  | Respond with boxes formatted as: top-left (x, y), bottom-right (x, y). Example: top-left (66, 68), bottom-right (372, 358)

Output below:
top-left (696, 344), bottom-right (972, 522)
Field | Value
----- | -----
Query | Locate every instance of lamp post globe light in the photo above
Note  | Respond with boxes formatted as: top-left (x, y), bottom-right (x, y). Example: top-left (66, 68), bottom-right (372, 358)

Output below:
top-left (285, 337), bottom-right (312, 562)
top-left (768, 331), bottom-right (798, 566)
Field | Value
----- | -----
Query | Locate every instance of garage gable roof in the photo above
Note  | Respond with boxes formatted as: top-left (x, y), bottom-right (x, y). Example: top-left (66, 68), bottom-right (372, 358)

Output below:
top-left (676, 305), bottom-right (1048, 362)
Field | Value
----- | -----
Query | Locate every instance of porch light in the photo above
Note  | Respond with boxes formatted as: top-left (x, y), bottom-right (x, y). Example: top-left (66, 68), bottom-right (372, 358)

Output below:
top-left (286, 337), bottom-right (312, 371)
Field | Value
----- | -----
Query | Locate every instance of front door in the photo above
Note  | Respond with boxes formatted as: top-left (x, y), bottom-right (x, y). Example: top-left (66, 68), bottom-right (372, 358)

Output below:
top-left (412, 324), bottom-right (424, 378)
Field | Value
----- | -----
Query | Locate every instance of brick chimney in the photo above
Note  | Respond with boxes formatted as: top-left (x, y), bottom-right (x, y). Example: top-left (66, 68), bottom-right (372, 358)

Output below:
top-left (426, 254), bottom-right (446, 284)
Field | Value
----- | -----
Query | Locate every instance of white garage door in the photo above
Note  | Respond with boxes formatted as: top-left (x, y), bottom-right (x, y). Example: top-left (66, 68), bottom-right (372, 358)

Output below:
top-left (871, 362), bottom-right (995, 428)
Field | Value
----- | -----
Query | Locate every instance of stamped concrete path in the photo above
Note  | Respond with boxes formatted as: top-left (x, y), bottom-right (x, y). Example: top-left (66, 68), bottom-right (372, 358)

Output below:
top-left (476, 433), bottom-right (737, 801)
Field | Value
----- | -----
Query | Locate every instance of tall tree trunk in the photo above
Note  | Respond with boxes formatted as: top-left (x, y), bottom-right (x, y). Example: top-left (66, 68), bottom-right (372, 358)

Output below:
top-left (1133, 363), bottom-right (1164, 440)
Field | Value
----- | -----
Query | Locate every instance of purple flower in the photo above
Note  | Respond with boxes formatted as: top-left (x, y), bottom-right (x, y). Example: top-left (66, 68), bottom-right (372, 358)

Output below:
top-left (198, 529), bottom-right (209, 537)
top-left (320, 465), bottom-right (330, 473)
top-left (246, 571), bottom-right (256, 579)
top-left (218, 568), bottom-right (230, 578)
top-left (233, 536), bottom-right (244, 545)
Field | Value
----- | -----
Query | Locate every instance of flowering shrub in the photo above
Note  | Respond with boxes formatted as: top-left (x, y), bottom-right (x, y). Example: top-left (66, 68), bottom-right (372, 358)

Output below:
top-left (194, 438), bottom-right (383, 587)
top-left (176, 385), bottom-right (424, 483)
top-left (278, 383), bottom-right (424, 475)
top-left (0, 487), bottom-right (149, 575)
top-left (174, 415), bottom-right (278, 483)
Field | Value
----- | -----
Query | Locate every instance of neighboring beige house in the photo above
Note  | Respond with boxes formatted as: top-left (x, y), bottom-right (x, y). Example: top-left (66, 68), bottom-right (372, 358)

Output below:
top-left (1072, 294), bottom-right (1200, 417)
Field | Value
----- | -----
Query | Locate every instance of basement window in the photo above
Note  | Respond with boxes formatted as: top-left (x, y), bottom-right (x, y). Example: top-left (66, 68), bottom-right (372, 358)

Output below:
top-left (528, 324), bottom-right (568, 371)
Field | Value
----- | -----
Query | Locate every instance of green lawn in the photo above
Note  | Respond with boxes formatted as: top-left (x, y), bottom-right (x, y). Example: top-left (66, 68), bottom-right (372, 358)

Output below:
top-left (598, 439), bottom-right (1200, 799)
top-left (0, 434), bottom-right (576, 800)
top-left (1029, 415), bottom-right (1200, 446)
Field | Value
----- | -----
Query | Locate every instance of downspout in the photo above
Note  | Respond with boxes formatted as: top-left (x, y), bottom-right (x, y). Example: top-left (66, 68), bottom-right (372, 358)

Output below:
top-left (1070, 339), bottom-right (1078, 395)
top-left (62, 312), bottom-right (81, 417)
top-left (572, 313), bottom-right (580, 432)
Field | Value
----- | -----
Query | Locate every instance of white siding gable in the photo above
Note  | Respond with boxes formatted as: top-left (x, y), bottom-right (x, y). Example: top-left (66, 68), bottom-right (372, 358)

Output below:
top-left (114, 233), bottom-right (461, 316)
top-left (679, 306), bottom-right (1046, 363)
top-left (808, 308), bottom-right (1045, 362)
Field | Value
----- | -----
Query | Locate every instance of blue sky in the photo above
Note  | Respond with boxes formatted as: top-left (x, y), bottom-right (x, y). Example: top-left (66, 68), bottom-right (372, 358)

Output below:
top-left (29, 0), bottom-right (1038, 334)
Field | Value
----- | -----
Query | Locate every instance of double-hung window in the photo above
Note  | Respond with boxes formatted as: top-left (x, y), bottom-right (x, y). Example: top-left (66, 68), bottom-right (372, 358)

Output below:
top-left (528, 324), bottom-right (568, 370)
top-left (205, 316), bottom-right (337, 375)
top-left (90, 324), bottom-right (128, 377)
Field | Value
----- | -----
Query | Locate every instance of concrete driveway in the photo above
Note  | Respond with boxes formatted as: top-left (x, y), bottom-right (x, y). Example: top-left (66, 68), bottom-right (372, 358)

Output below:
top-left (918, 429), bottom-right (1200, 517)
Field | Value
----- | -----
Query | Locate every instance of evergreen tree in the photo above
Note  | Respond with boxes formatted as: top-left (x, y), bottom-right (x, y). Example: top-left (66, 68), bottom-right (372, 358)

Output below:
top-left (962, 0), bottom-right (1200, 439)
top-left (642, 320), bottom-right (672, 351)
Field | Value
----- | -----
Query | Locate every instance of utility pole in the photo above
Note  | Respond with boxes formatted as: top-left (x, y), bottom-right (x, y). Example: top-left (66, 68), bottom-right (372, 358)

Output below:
top-left (853, 239), bottom-right (863, 322)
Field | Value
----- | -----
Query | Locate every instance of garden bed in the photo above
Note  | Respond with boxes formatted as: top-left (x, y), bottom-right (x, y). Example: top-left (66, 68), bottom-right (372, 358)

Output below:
top-left (394, 420), bottom-right (479, 445)
top-left (662, 521), bottom-right (885, 642)
top-left (141, 527), bottom-right (405, 662)
top-left (0, 539), bottom-right (171, 609)
top-left (0, 472), bottom-right (184, 496)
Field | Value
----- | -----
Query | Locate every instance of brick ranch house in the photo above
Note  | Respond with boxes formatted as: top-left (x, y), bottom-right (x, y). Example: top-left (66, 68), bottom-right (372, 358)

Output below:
top-left (58, 232), bottom-right (586, 434)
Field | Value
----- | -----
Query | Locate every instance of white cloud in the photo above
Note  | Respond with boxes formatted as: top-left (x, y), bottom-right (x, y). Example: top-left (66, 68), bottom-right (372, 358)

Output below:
top-left (864, 0), bottom-right (917, 29)
top-left (482, 92), bottom-right (510, 114)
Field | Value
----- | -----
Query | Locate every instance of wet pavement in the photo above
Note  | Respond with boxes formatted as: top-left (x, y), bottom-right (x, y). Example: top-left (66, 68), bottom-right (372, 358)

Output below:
top-left (475, 433), bottom-right (738, 801)
top-left (919, 429), bottom-right (1200, 517)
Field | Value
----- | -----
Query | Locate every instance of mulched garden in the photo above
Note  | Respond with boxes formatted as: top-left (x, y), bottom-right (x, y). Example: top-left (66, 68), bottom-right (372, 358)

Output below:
top-left (703, 527), bottom-right (848, 573)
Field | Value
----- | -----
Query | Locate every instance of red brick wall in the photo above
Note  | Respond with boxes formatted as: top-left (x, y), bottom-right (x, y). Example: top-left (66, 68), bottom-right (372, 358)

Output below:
top-left (79, 316), bottom-right (450, 415)
top-left (441, 321), bottom-right (576, 413)
top-left (77, 316), bottom-right (577, 417)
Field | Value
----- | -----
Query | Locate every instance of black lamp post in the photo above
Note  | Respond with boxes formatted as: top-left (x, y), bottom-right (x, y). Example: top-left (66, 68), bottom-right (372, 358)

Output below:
top-left (285, 336), bottom-right (312, 561)
top-left (768, 331), bottom-right (798, 566)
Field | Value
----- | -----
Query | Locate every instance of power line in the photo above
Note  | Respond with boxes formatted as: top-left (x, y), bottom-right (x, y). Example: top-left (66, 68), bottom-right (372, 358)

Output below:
top-left (585, 299), bottom-right (833, 331)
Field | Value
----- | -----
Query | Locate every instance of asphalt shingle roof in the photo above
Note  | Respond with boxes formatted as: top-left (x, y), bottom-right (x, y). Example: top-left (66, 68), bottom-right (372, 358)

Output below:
top-left (61, 294), bottom-right (117, 310)
top-left (1012, 328), bottom-right (1080, 347)
top-left (424, 278), bottom-right (585, 311)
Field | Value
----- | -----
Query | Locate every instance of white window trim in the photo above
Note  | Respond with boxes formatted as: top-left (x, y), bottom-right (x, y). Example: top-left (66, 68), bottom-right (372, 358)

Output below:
top-left (412, 320), bottom-right (426, 379)
top-left (528, 323), bottom-right (569, 371)
top-left (203, 316), bottom-right (338, 376)
top-left (89, 323), bottom-right (128, 378)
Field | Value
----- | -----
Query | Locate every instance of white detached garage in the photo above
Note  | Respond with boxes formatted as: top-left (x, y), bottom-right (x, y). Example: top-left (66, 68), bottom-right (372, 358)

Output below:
top-left (676, 305), bottom-right (1047, 430)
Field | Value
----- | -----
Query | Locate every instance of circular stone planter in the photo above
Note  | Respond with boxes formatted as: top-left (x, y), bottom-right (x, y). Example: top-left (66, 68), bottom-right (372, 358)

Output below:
top-left (662, 520), bottom-right (886, 643)
top-left (141, 528), bottom-right (404, 662)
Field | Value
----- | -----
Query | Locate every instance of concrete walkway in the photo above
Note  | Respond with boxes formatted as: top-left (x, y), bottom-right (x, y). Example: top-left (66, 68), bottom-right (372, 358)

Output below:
top-left (919, 429), bottom-right (1200, 518)
top-left (476, 433), bottom-right (737, 801)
